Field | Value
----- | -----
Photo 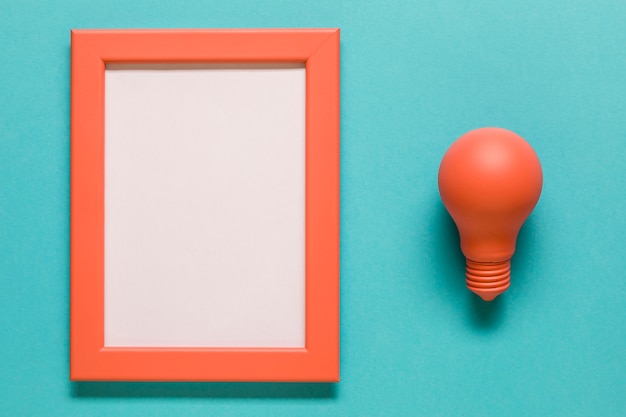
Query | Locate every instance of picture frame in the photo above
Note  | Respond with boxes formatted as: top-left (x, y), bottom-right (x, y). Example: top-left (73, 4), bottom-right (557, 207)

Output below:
top-left (70, 29), bottom-right (340, 382)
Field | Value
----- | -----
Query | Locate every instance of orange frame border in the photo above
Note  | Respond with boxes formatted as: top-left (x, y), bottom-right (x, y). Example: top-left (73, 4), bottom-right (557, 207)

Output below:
top-left (70, 29), bottom-right (340, 382)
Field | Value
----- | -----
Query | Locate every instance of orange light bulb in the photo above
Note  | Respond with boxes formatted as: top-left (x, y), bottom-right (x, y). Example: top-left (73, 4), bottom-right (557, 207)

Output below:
top-left (438, 127), bottom-right (543, 301)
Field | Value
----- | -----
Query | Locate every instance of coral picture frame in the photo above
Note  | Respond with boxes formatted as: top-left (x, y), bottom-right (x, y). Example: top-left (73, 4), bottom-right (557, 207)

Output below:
top-left (70, 29), bottom-right (340, 382)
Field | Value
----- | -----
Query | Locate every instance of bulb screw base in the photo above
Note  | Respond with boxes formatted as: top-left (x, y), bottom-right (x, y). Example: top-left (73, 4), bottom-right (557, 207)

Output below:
top-left (465, 259), bottom-right (511, 301)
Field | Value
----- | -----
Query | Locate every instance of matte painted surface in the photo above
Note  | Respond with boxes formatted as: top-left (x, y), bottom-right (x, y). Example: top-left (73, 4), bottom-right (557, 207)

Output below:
top-left (1, 0), bottom-right (625, 415)
top-left (69, 29), bottom-right (339, 382)
top-left (104, 65), bottom-right (306, 348)
top-left (438, 128), bottom-right (543, 301)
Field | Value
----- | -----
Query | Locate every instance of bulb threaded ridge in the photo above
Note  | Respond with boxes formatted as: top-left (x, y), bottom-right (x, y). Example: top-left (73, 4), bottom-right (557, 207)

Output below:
top-left (465, 259), bottom-right (511, 301)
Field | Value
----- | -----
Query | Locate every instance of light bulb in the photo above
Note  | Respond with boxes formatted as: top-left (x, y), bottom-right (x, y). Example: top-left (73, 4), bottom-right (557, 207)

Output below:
top-left (438, 127), bottom-right (543, 301)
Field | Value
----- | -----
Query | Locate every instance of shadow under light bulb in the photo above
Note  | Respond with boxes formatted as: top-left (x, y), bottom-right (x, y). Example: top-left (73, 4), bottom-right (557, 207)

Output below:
top-left (438, 127), bottom-right (543, 301)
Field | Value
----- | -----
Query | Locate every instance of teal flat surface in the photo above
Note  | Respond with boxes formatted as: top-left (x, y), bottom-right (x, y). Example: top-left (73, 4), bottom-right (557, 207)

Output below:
top-left (2, 0), bottom-right (625, 415)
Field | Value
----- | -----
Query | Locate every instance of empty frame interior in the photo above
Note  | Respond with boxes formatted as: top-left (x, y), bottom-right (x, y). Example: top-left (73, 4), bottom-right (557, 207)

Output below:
top-left (104, 64), bottom-right (306, 348)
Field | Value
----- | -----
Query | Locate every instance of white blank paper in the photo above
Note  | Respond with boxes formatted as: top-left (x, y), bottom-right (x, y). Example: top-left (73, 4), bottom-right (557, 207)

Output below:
top-left (104, 64), bottom-right (306, 347)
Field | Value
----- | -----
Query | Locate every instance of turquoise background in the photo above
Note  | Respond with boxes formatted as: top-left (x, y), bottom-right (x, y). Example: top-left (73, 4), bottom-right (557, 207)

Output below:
top-left (2, 0), bottom-right (626, 415)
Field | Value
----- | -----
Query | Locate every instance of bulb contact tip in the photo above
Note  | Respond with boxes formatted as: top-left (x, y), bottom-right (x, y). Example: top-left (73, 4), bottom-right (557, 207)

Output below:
top-left (465, 259), bottom-right (511, 301)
